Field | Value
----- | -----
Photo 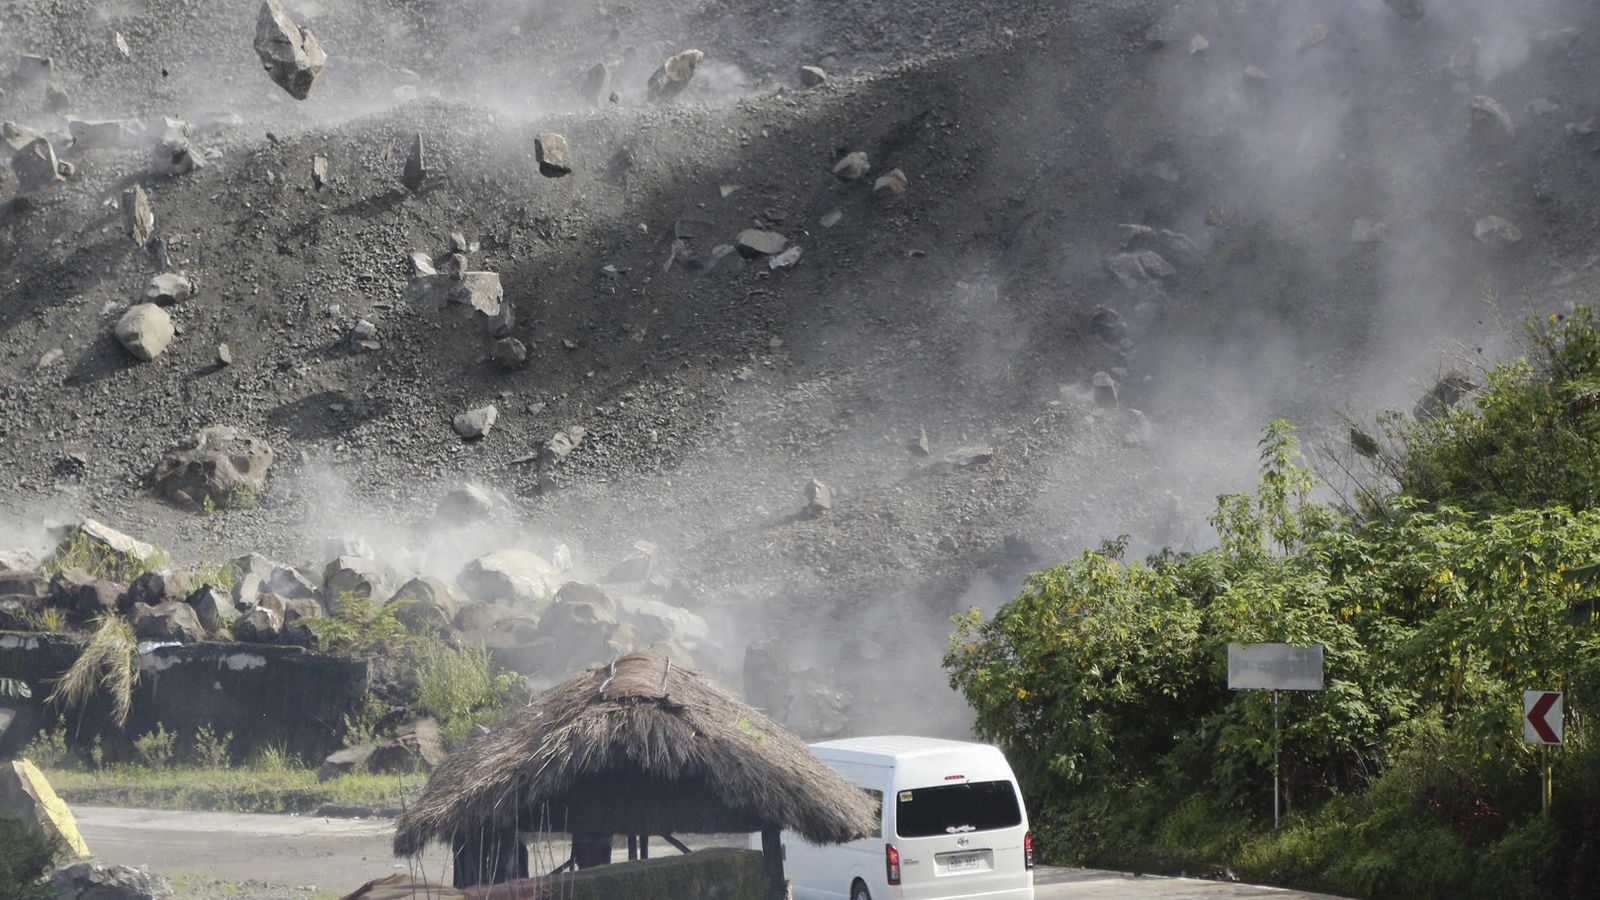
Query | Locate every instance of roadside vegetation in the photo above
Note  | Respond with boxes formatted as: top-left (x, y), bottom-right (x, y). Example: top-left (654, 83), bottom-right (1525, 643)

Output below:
top-left (947, 308), bottom-right (1600, 898)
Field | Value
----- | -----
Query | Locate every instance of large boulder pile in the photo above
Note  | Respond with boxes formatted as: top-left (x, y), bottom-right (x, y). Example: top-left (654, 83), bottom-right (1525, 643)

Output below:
top-left (151, 426), bottom-right (273, 509)
top-left (50, 859), bottom-right (173, 899)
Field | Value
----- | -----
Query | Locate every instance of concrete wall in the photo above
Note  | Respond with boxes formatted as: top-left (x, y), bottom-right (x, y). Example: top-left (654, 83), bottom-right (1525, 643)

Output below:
top-left (0, 632), bottom-right (369, 762)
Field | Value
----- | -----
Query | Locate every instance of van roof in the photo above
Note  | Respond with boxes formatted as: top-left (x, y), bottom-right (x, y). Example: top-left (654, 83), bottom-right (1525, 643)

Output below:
top-left (809, 735), bottom-right (1006, 763)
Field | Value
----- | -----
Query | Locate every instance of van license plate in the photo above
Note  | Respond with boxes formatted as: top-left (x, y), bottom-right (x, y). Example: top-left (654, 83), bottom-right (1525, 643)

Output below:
top-left (944, 852), bottom-right (982, 872)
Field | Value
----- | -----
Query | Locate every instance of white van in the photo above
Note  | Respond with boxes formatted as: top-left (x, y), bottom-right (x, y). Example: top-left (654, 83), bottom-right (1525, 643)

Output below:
top-left (772, 736), bottom-right (1033, 900)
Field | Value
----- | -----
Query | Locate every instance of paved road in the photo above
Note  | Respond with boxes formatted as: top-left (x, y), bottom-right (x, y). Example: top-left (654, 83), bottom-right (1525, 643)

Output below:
top-left (75, 806), bottom-right (1338, 899)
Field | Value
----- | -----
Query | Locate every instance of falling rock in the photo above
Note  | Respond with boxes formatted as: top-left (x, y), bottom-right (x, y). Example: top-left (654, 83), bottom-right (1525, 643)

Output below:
top-left (535, 133), bottom-right (572, 178)
top-left (68, 118), bottom-right (140, 152)
top-left (909, 426), bottom-right (931, 456)
top-left (266, 567), bottom-right (320, 601)
top-left (254, 0), bottom-right (327, 100)
top-left (0, 759), bottom-right (90, 860)
top-left (124, 185), bottom-right (154, 247)
top-left (435, 483), bottom-right (500, 524)
top-left (1474, 215), bottom-right (1522, 249)
top-left (647, 49), bottom-right (704, 102)
top-left (407, 272), bottom-right (511, 336)
top-left (311, 154), bottom-right (328, 189)
top-left (323, 556), bottom-right (391, 606)
top-left (1414, 371), bottom-right (1477, 421)
top-left (768, 246), bottom-right (803, 271)
top-left (799, 65), bottom-right (828, 87)
top-left (453, 405), bottom-right (498, 441)
top-left (114, 304), bottom-right (174, 362)
top-left (1469, 95), bottom-right (1516, 146)
top-left (785, 684), bottom-right (851, 738)
top-left (539, 426), bottom-right (588, 468)
top-left (457, 549), bottom-right (558, 612)
top-left (832, 151), bottom-right (870, 181)
top-left (408, 250), bottom-right (436, 277)
top-left (1089, 306), bottom-right (1129, 344)
top-left (11, 137), bottom-right (63, 194)
top-left (216, 343), bottom-right (232, 366)
top-left (1382, 0), bottom-right (1425, 21)
top-left (1093, 371), bottom-right (1120, 407)
top-left (946, 446), bottom-right (996, 467)
top-left (2, 122), bottom-right (43, 152)
top-left (803, 479), bottom-right (833, 518)
top-left (873, 168), bottom-right (909, 195)
top-left (744, 639), bottom-right (793, 717)
top-left (736, 229), bottom-right (788, 258)
top-left (581, 62), bottom-right (612, 106)
top-left (144, 272), bottom-right (193, 306)
top-left (402, 133), bottom-right (425, 193)
top-left (491, 337), bottom-right (528, 372)
top-left (367, 719), bottom-right (448, 775)
top-left (1349, 428), bottom-right (1380, 459)
top-left (153, 426), bottom-right (272, 509)
top-left (1189, 34), bottom-right (1210, 55)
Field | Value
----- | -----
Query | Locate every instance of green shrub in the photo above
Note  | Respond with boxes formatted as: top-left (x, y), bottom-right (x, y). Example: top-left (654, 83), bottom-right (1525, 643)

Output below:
top-left (0, 818), bottom-right (58, 899)
top-left (21, 725), bottom-right (70, 770)
top-left (43, 531), bottom-right (168, 584)
top-left (191, 725), bottom-right (233, 768)
top-left (134, 724), bottom-right (176, 770)
top-left (405, 640), bottom-right (517, 745)
top-left (252, 742), bottom-right (298, 774)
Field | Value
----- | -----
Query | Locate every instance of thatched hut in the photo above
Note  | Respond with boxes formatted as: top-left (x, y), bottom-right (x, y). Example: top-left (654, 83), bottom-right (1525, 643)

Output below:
top-left (393, 651), bottom-right (876, 899)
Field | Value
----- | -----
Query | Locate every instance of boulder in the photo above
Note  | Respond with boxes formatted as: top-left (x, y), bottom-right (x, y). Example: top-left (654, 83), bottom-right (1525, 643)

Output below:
top-left (265, 566), bottom-right (319, 600)
top-left (1474, 215), bottom-right (1522, 250)
top-left (452, 405), bottom-right (499, 441)
top-left (51, 570), bottom-right (123, 617)
top-left (232, 606), bottom-right (281, 643)
top-left (1469, 95), bottom-right (1516, 146)
top-left (1414, 371), bottom-right (1478, 421)
top-left (50, 859), bottom-right (173, 899)
top-left (2, 121), bottom-right (43, 152)
top-left (785, 684), bottom-right (851, 738)
top-left (389, 577), bottom-right (460, 632)
top-left (402, 132), bottom-right (425, 193)
top-left (407, 272), bottom-right (511, 336)
top-left (535, 584), bottom-right (621, 672)
top-left (435, 483), bottom-right (499, 524)
top-left (130, 601), bottom-right (204, 643)
top-left (453, 601), bottom-right (515, 633)
top-left (535, 133), bottom-right (572, 177)
top-left (152, 425), bottom-right (272, 508)
top-left (114, 304), bottom-right (174, 362)
top-left (803, 479), bottom-right (832, 518)
top-left (143, 273), bottom-right (193, 306)
top-left (254, 0), bottom-right (327, 100)
top-left (491, 337), bottom-right (528, 372)
top-left (317, 743), bottom-right (376, 781)
top-left (458, 550), bottom-right (556, 612)
top-left (0, 570), bottom-right (50, 601)
top-left (185, 585), bottom-right (231, 633)
top-left (124, 186), bottom-right (154, 248)
top-left (11, 137), bottom-right (63, 194)
top-left (622, 597), bottom-right (708, 649)
top-left (743, 639), bottom-right (792, 717)
top-left (873, 168), bottom-right (909, 196)
top-left (125, 569), bottom-right (192, 609)
top-left (736, 229), bottom-right (787, 258)
top-left (581, 62), bottom-right (612, 106)
top-left (323, 556), bottom-right (390, 607)
top-left (945, 445), bottom-right (996, 467)
top-left (832, 151), bottom-right (870, 181)
top-left (1088, 306), bottom-right (1128, 344)
top-left (538, 426), bottom-right (587, 468)
top-left (69, 118), bottom-right (140, 152)
top-left (366, 719), bottom-right (447, 774)
top-left (646, 49), bottom-right (704, 102)
top-left (0, 760), bottom-right (88, 859)
top-left (52, 520), bottom-right (158, 573)
top-left (799, 65), bottom-right (828, 87)
top-left (1093, 371), bottom-right (1119, 407)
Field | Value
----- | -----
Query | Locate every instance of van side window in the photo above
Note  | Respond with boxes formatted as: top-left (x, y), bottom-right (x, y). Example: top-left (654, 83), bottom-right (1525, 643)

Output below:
top-left (863, 789), bottom-right (883, 838)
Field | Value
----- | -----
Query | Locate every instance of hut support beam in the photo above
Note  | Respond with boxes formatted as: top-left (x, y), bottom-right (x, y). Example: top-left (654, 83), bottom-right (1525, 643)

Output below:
top-left (627, 834), bottom-right (637, 860)
top-left (761, 827), bottom-right (785, 900)
top-left (662, 833), bottom-right (692, 854)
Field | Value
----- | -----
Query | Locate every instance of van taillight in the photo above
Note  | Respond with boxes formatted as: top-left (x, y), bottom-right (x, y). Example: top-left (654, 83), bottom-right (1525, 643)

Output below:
top-left (1024, 831), bottom-right (1034, 869)
top-left (886, 843), bottom-right (901, 885)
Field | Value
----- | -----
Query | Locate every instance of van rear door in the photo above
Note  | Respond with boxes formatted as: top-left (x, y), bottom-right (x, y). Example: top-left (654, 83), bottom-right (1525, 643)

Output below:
top-left (891, 779), bottom-right (1028, 898)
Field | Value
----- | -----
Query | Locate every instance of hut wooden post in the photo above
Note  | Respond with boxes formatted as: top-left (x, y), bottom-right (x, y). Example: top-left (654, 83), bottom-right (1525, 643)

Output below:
top-left (761, 827), bottom-right (785, 900)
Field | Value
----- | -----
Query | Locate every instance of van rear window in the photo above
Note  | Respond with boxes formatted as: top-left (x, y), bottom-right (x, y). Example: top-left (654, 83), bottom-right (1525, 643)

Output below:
top-left (894, 780), bottom-right (1022, 838)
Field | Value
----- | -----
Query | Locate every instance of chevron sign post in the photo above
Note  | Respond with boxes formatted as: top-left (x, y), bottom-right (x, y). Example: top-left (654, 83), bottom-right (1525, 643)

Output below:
top-left (1523, 691), bottom-right (1563, 745)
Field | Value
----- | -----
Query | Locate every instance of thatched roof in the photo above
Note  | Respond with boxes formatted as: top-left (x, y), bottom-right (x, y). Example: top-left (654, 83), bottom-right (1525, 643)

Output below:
top-left (393, 651), bottom-right (877, 856)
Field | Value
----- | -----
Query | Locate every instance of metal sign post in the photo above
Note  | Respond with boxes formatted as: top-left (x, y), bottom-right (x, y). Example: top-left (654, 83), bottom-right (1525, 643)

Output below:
top-left (1522, 690), bottom-right (1563, 816)
top-left (1228, 643), bottom-right (1325, 831)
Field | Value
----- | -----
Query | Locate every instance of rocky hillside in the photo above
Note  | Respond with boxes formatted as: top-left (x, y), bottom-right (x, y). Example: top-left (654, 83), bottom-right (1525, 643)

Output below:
top-left (4, 0), bottom-right (1600, 735)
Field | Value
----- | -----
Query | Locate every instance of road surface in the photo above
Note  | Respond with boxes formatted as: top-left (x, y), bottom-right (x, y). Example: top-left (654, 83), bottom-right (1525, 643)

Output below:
top-left (75, 806), bottom-right (1340, 899)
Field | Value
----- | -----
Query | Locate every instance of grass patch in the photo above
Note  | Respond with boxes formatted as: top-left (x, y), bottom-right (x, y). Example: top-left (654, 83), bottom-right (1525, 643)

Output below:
top-left (44, 764), bottom-right (420, 815)
top-left (43, 529), bottom-right (169, 583)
